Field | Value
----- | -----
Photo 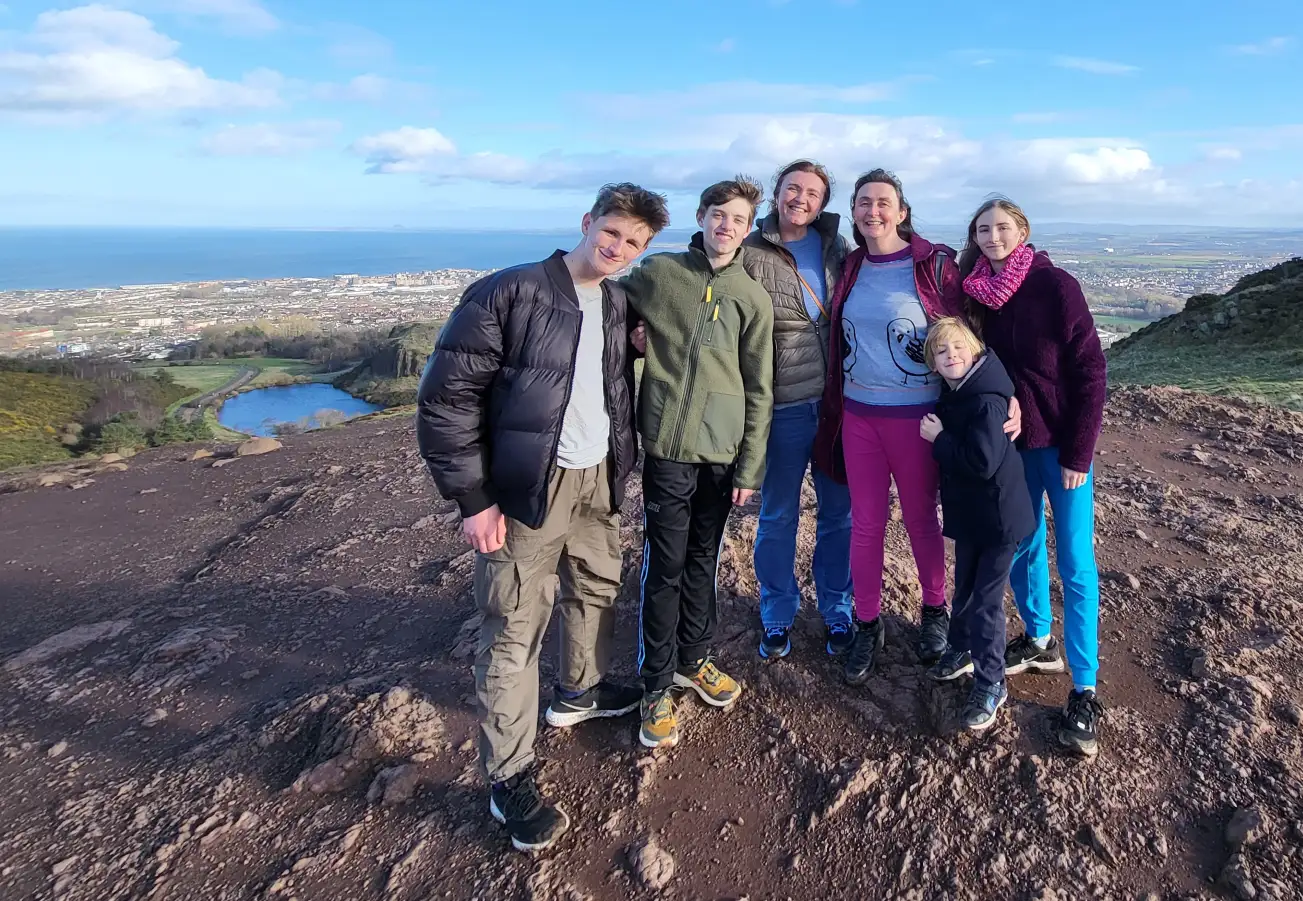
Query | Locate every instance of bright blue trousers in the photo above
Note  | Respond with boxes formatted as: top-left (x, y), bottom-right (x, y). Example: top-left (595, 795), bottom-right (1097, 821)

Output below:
top-left (1010, 447), bottom-right (1101, 690)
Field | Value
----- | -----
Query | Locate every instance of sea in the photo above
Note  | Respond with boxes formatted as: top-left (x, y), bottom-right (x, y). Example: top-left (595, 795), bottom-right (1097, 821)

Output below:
top-left (0, 227), bottom-right (697, 292)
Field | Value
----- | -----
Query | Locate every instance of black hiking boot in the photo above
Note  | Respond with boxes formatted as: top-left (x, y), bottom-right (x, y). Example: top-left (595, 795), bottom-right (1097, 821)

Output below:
top-left (1058, 689), bottom-right (1104, 757)
top-left (916, 605), bottom-right (950, 664)
top-left (844, 617), bottom-right (884, 686)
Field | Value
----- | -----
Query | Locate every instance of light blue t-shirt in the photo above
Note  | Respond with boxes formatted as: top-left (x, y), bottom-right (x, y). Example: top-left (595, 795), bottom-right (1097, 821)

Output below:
top-left (783, 229), bottom-right (826, 324)
top-left (841, 252), bottom-right (940, 407)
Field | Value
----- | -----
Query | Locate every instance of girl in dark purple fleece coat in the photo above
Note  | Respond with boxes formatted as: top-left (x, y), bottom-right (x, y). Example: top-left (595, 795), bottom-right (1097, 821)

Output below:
top-left (960, 198), bottom-right (1108, 757)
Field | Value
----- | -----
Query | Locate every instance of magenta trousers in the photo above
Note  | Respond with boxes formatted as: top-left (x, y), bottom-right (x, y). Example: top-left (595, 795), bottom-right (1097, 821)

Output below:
top-left (842, 402), bottom-right (947, 621)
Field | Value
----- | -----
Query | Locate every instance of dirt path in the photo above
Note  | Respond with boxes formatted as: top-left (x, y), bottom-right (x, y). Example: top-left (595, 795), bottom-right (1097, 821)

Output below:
top-left (178, 366), bottom-right (258, 423)
top-left (0, 386), bottom-right (1300, 901)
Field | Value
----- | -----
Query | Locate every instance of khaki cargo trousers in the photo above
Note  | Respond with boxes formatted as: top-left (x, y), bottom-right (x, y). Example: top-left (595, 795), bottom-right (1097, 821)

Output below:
top-left (474, 459), bottom-right (622, 784)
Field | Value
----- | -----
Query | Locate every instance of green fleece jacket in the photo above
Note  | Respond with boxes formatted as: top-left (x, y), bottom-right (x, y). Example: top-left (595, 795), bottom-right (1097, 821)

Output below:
top-left (622, 235), bottom-right (774, 489)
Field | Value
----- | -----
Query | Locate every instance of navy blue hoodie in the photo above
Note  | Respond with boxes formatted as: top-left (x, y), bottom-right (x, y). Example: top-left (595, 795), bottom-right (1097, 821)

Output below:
top-left (932, 350), bottom-right (1036, 547)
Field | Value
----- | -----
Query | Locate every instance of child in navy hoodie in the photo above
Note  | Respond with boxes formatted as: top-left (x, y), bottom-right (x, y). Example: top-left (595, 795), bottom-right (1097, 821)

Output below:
top-left (918, 317), bottom-right (1035, 731)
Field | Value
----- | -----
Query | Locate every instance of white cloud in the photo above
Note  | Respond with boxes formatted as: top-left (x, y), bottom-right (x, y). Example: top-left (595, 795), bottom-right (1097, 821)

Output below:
top-left (128, 0), bottom-right (278, 35)
top-left (1053, 56), bottom-right (1139, 75)
top-left (199, 120), bottom-right (339, 156)
top-left (0, 5), bottom-right (280, 116)
top-left (1230, 36), bottom-right (1294, 55)
top-left (311, 74), bottom-right (427, 104)
top-left (352, 126), bottom-right (456, 173)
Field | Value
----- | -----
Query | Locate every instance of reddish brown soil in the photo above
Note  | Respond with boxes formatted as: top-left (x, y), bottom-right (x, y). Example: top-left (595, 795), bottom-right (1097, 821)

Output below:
top-left (1, 386), bottom-right (1301, 901)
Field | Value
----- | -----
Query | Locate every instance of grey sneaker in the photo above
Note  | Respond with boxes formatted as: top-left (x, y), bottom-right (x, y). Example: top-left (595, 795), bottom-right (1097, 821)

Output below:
top-left (928, 648), bottom-right (974, 682)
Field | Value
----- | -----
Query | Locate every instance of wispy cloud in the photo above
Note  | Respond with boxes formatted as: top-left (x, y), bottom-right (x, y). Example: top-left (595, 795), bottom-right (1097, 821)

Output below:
top-left (352, 126), bottom-right (457, 173)
top-left (310, 74), bottom-right (429, 105)
top-left (576, 79), bottom-right (911, 119)
top-left (1012, 112), bottom-right (1069, 124)
top-left (1229, 36), bottom-right (1294, 56)
top-left (199, 120), bottom-right (340, 156)
top-left (126, 0), bottom-right (279, 35)
top-left (714, 37), bottom-right (735, 53)
top-left (0, 5), bottom-right (280, 119)
top-left (1054, 56), bottom-right (1139, 75)
top-left (1204, 147), bottom-right (1243, 162)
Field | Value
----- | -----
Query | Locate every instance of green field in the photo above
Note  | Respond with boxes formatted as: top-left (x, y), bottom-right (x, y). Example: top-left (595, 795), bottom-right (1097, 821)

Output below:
top-left (135, 357), bottom-right (323, 403)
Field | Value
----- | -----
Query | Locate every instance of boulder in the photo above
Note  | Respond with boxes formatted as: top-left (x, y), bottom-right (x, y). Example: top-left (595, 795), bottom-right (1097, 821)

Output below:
top-left (236, 437), bottom-right (283, 457)
top-left (100, 453), bottom-right (124, 464)
top-left (190, 449), bottom-right (214, 461)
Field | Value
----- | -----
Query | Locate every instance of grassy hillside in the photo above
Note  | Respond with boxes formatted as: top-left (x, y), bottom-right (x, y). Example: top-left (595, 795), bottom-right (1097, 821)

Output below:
top-left (0, 372), bottom-right (98, 468)
top-left (1107, 257), bottom-right (1303, 409)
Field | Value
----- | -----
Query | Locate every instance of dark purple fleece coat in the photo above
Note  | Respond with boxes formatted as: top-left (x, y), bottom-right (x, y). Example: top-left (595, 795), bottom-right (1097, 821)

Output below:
top-left (977, 252), bottom-right (1107, 474)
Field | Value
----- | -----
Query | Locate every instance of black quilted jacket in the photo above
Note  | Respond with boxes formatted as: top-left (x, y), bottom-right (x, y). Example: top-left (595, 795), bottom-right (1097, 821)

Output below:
top-left (415, 251), bottom-right (636, 529)
top-left (741, 211), bottom-right (850, 405)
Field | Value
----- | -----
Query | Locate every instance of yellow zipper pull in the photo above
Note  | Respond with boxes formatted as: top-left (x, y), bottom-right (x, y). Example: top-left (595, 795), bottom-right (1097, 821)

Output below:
top-left (705, 285), bottom-right (712, 306)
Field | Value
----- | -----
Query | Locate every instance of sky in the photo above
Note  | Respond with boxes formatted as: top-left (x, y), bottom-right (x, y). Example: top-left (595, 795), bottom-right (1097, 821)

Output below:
top-left (0, 0), bottom-right (1300, 230)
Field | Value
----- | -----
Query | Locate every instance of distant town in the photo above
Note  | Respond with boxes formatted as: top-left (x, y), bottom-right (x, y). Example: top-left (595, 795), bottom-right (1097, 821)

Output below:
top-left (1, 229), bottom-right (1297, 358)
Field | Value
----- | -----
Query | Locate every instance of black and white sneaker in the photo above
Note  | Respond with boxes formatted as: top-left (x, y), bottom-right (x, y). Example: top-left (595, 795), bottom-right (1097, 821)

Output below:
top-left (544, 681), bottom-right (641, 728)
top-left (962, 680), bottom-right (1008, 732)
top-left (1059, 689), bottom-right (1103, 757)
top-left (1004, 633), bottom-right (1067, 675)
top-left (916, 606), bottom-right (950, 664)
top-left (844, 618), bottom-right (885, 686)
top-left (759, 626), bottom-right (792, 659)
top-left (825, 622), bottom-right (854, 656)
top-left (927, 648), bottom-right (974, 682)
top-left (489, 771), bottom-right (570, 852)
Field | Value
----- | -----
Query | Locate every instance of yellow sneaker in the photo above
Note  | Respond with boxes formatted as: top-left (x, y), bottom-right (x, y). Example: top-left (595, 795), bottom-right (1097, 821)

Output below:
top-left (673, 658), bottom-right (741, 708)
top-left (639, 690), bottom-right (678, 749)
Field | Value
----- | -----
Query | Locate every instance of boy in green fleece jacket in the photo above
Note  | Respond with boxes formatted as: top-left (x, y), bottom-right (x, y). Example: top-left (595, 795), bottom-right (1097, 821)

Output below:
top-left (623, 176), bottom-right (775, 749)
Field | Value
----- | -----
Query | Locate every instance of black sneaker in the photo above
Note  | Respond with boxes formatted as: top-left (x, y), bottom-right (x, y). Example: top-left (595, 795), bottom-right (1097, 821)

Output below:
top-left (927, 648), bottom-right (974, 682)
top-left (1059, 689), bottom-right (1103, 757)
top-left (1004, 633), bottom-right (1067, 675)
top-left (544, 680), bottom-right (641, 728)
top-left (916, 606), bottom-right (950, 664)
top-left (844, 618), bottom-right (884, 686)
top-left (489, 771), bottom-right (570, 852)
top-left (759, 626), bottom-right (792, 660)
top-left (962, 680), bottom-right (1008, 732)
top-left (825, 622), bottom-right (854, 656)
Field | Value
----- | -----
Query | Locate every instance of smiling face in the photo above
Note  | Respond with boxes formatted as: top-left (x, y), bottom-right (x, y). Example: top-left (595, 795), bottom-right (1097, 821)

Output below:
top-left (931, 336), bottom-right (975, 381)
top-left (853, 181), bottom-right (907, 244)
top-left (697, 197), bottom-right (753, 259)
top-left (975, 206), bottom-right (1029, 266)
top-left (579, 212), bottom-right (654, 277)
top-left (777, 169), bottom-right (827, 230)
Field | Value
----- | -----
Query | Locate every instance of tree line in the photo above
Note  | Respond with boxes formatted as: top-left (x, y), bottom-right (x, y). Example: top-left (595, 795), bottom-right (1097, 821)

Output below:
top-left (168, 319), bottom-right (389, 370)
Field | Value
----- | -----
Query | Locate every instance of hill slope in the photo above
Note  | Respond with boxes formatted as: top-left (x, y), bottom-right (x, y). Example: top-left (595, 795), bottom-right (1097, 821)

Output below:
top-left (336, 320), bottom-right (443, 406)
top-left (1108, 257), bottom-right (1303, 408)
top-left (1, 386), bottom-right (1301, 900)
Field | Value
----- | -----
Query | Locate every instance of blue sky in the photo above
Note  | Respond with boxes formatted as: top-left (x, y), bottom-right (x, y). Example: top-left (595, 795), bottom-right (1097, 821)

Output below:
top-left (0, 0), bottom-right (1300, 228)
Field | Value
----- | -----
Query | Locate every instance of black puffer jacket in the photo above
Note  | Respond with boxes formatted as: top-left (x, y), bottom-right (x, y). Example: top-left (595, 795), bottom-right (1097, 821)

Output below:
top-left (932, 351), bottom-right (1036, 547)
top-left (415, 251), bottom-right (637, 529)
top-left (741, 211), bottom-right (849, 405)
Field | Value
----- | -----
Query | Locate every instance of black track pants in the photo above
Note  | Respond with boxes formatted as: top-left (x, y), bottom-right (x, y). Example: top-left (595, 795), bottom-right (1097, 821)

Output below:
top-left (637, 456), bottom-right (735, 692)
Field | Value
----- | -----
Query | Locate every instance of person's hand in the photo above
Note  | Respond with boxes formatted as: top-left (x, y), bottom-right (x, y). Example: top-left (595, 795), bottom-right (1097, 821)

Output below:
top-left (631, 321), bottom-right (647, 355)
top-left (1003, 396), bottom-right (1022, 440)
top-left (462, 505), bottom-right (507, 553)
top-left (919, 414), bottom-right (943, 443)
top-left (732, 488), bottom-right (755, 507)
top-left (1061, 467), bottom-right (1088, 490)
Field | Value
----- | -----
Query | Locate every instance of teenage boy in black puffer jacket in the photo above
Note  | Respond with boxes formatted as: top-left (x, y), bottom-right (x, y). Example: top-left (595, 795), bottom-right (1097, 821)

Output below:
top-left (917, 317), bottom-right (1035, 731)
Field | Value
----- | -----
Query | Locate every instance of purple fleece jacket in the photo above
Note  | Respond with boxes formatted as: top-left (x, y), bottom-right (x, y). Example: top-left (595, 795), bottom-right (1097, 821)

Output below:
top-left (978, 251), bottom-right (1107, 473)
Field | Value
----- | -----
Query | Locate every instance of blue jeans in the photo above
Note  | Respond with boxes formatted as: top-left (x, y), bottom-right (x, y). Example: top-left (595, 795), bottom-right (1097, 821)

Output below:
top-left (755, 401), bottom-right (853, 629)
top-left (1011, 447), bottom-right (1101, 689)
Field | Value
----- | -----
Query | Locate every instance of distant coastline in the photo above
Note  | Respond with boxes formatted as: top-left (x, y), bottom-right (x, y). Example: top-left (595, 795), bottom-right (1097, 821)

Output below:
top-left (0, 227), bottom-right (698, 292)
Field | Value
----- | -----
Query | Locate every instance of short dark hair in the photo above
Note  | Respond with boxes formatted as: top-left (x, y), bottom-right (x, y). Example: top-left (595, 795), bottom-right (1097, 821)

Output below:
top-left (851, 168), bottom-right (914, 246)
top-left (696, 175), bottom-right (765, 225)
top-left (772, 159), bottom-right (834, 213)
top-left (590, 183), bottom-right (670, 234)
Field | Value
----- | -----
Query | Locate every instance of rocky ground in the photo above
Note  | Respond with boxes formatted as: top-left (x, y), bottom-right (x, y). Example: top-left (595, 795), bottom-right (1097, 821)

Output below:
top-left (1, 387), bottom-right (1301, 901)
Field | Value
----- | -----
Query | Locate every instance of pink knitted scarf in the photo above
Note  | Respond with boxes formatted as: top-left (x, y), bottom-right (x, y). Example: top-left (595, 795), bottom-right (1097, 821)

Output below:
top-left (963, 243), bottom-right (1034, 310)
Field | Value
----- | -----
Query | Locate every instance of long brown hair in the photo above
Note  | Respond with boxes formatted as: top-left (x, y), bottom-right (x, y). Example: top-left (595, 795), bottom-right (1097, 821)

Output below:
top-left (957, 196), bottom-right (1031, 278)
top-left (771, 159), bottom-right (834, 213)
top-left (850, 168), bottom-right (913, 247)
